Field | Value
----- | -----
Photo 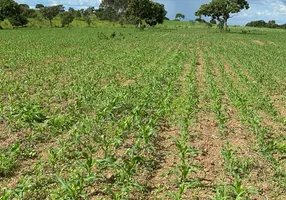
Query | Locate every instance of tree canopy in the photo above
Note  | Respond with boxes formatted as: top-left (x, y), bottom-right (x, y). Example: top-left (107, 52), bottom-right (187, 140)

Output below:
top-left (40, 5), bottom-right (64, 26)
top-left (175, 13), bottom-right (185, 20)
top-left (82, 7), bottom-right (94, 26)
top-left (95, 6), bottom-right (118, 21)
top-left (60, 11), bottom-right (75, 27)
top-left (126, 0), bottom-right (167, 27)
top-left (0, 0), bottom-right (28, 26)
top-left (1, 0), bottom-right (168, 28)
top-left (0, 0), bottom-right (19, 21)
top-left (100, 0), bottom-right (131, 13)
top-left (35, 4), bottom-right (44, 9)
top-left (245, 20), bottom-right (286, 29)
top-left (195, 0), bottom-right (249, 30)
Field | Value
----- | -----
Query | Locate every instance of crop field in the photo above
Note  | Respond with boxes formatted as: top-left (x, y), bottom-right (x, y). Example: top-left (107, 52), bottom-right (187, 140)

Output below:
top-left (0, 26), bottom-right (285, 199)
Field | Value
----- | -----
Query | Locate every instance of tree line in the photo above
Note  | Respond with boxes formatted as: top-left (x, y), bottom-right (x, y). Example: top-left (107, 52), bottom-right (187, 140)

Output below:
top-left (0, 0), bottom-right (167, 28)
top-left (1, 0), bottom-right (285, 31)
top-left (246, 20), bottom-right (286, 29)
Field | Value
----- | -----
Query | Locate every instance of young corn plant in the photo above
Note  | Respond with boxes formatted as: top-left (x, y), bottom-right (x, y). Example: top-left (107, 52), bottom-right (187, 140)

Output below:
top-left (205, 62), bottom-right (228, 135)
top-left (107, 146), bottom-right (145, 199)
top-left (1, 176), bottom-right (35, 199)
top-left (221, 141), bottom-right (238, 176)
top-left (169, 182), bottom-right (197, 200)
top-left (56, 172), bottom-right (89, 200)
top-left (0, 142), bottom-right (20, 177)
top-left (0, 188), bottom-right (13, 200)
top-left (211, 185), bottom-right (229, 200)
top-left (170, 119), bottom-right (200, 198)
top-left (220, 142), bottom-right (255, 199)
top-left (81, 152), bottom-right (96, 177)
top-left (229, 174), bottom-right (252, 200)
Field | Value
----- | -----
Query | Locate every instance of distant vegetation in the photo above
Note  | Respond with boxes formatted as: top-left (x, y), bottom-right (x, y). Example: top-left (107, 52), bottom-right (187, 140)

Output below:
top-left (246, 20), bottom-right (286, 29)
top-left (1, 0), bottom-right (286, 31)
top-left (0, 0), bottom-right (167, 29)
top-left (175, 13), bottom-right (185, 21)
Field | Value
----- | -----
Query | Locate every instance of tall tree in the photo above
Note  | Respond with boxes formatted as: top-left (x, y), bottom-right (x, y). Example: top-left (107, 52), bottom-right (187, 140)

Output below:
top-left (195, 0), bottom-right (249, 30)
top-left (96, 0), bottom-right (130, 22)
top-left (68, 7), bottom-right (75, 14)
top-left (1, 0), bottom-right (18, 21)
top-left (95, 7), bottom-right (118, 21)
top-left (267, 20), bottom-right (278, 28)
top-left (100, 0), bottom-right (131, 13)
top-left (75, 10), bottom-right (82, 19)
top-left (0, 0), bottom-right (28, 26)
top-left (126, 0), bottom-right (167, 27)
top-left (19, 4), bottom-right (29, 9)
top-left (8, 12), bottom-right (28, 26)
top-left (21, 4), bottom-right (37, 18)
top-left (0, 0), bottom-right (5, 21)
top-left (60, 11), bottom-right (75, 27)
top-left (147, 2), bottom-right (166, 26)
top-left (40, 5), bottom-right (64, 26)
top-left (82, 7), bottom-right (94, 26)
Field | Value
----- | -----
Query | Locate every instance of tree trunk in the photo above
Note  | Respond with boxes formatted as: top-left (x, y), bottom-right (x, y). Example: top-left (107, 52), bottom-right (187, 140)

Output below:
top-left (49, 20), bottom-right (52, 27)
top-left (224, 18), bottom-right (228, 31)
top-left (138, 21), bottom-right (141, 28)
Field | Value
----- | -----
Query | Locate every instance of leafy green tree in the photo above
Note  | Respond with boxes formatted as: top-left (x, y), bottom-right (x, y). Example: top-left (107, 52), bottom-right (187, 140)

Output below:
top-left (60, 11), bottom-right (75, 27)
top-left (246, 20), bottom-right (285, 29)
top-left (40, 5), bottom-right (64, 26)
top-left (267, 20), bottom-right (278, 28)
top-left (148, 1), bottom-right (166, 25)
top-left (126, 0), bottom-right (151, 27)
top-left (210, 18), bottom-right (216, 24)
top-left (7, 12), bottom-right (28, 26)
top-left (20, 4), bottom-right (37, 18)
top-left (0, 0), bottom-right (28, 26)
top-left (84, 15), bottom-right (91, 26)
top-left (35, 4), bottom-right (44, 9)
top-left (279, 23), bottom-right (286, 29)
top-left (97, 0), bottom-right (131, 22)
top-left (85, 6), bottom-right (95, 15)
top-left (0, 0), bottom-right (6, 21)
top-left (175, 13), bottom-right (185, 20)
top-left (19, 4), bottom-right (29, 9)
top-left (68, 7), bottom-right (75, 13)
top-left (95, 7), bottom-right (118, 21)
top-left (100, 0), bottom-right (131, 13)
top-left (1, 0), bottom-right (18, 21)
top-left (82, 8), bottom-right (94, 26)
top-left (245, 20), bottom-right (267, 27)
top-left (195, 0), bottom-right (249, 30)
top-left (74, 10), bottom-right (82, 19)
top-left (126, 0), bottom-right (167, 27)
top-left (195, 18), bottom-right (206, 23)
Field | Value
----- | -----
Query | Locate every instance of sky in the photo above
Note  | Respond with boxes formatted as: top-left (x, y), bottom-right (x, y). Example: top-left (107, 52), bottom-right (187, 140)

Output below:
top-left (16, 0), bottom-right (286, 25)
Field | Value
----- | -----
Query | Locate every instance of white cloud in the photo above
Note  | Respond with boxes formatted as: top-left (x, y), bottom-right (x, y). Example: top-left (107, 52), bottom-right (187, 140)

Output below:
top-left (230, 0), bottom-right (286, 24)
